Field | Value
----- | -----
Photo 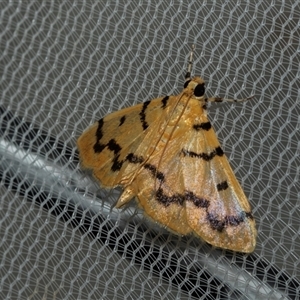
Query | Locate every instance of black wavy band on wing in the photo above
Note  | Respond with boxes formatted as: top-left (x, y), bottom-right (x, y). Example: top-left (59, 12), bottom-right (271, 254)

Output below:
top-left (181, 146), bottom-right (224, 161)
top-left (155, 186), bottom-right (253, 232)
top-left (143, 161), bottom-right (253, 232)
top-left (93, 118), bottom-right (146, 171)
top-left (92, 118), bottom-right (167, 179)
top-left (144, 163), bottom-right (165, 182)
top-left (207, 211), bottom-right (254, 232)
top-left (139, 100), bottom-right (151, 130)
top-left (93, 119), bottom-right (145, 172)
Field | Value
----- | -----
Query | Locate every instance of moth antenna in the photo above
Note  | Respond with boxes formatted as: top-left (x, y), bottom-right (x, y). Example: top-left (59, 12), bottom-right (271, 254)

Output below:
top-left (185, 44), bottom-right (195, 82)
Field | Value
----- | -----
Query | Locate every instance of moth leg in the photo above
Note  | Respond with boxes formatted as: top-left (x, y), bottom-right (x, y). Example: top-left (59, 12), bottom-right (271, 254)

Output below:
top-left (115, 186), bottom-right (135, 208)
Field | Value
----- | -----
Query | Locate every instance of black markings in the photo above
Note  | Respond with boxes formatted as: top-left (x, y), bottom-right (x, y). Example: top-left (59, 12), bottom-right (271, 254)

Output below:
top-left (207, 213), bottom-right (226, 232)
top-left (92, 111), bottom-right (253, 234)
top-left (156, 188), bottom-right (184, 206)
top-left (100, 139), bottom-right (123, 171)
top-left (185, 191), bottom-right (209, 208)
top-left (215, 146), bottom-right (224, 156)
top-left (96, 118), bottom-right (104, 140)
top-left (126, 153), bottom-right (144, 164)
top-left (144, 163), bottom-right (165, 182)
top-left (194, 83), bottom-right (205, 97)
top-left (94, 142), bottom-right (105, 153)
top-left (93, 119), bottom-right (105, 153)
top-left (111, 155), bottom-right (123, 171)
top-left (155, 187), bottom-right (252, 232)
top-left (94, 122), bottom-right (122, 156)
top-left (155, 188), bottom-right (209, 208)
top-left (225, 214), bottom-right (245, 227)
top-left (216, 180), bottom-right (229, 191)
top-left (107, 139), bottom-right (121, 155)
top-left (161, 96), bottom-right (169, 108)
top-left (184, 80), bottom-right (191, 89)
top-left (181, 146), bottom-right (224, 161)
top-left (119, 115), bottom-right (126, 126)
top-left (245, 212), bottom-right (254, 219)
top-left (93, 118), bottom-right (123, 170)
top-left (153, 186), bottom-right (253, 232)
top-left (93, 121), bottom-right (145, 171)
top-left (111, 152), bottom-right (145, 172)
top-left (207, 211), bottom-right (253, 232)
top-left (193, 122), bottom-right (212, 131)
top-left (202, 104), bottom-right (207, 110)
top-left (139, 100), bottom-right (151, 130)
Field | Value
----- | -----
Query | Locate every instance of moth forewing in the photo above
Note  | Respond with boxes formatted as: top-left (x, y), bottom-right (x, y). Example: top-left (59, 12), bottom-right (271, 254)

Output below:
top-left (78, 96), bottom-right (170, 187)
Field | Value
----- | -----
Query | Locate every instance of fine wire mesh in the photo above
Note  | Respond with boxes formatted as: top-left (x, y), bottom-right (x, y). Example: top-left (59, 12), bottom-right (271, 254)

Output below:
top-left (0, 1), bottom-right (299, 299)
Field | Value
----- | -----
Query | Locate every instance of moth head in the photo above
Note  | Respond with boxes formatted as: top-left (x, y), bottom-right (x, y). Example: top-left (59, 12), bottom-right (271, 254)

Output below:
top-left (183, 76), bottom-right (206, 100)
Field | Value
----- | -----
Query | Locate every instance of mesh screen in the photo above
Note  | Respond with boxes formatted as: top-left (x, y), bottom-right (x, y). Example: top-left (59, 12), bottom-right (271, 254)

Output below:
top-left (0, 1), bottom-right (299, 299)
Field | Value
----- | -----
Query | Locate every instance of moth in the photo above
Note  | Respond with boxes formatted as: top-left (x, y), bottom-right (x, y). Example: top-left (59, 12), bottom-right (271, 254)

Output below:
top-left (77, 46), bottom-right (257, 253)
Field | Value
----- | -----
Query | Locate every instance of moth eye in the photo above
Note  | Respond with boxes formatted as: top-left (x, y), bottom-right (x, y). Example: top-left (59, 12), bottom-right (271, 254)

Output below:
top-left (194, 83), bottom-right (205, 97)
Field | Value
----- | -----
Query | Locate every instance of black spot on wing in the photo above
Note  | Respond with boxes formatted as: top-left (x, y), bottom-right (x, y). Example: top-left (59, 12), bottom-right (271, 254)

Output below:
top-left (181, 146), bottom-right (224, 161)
top-left (126, 153), bottom-right (144, 164)
top-left (161, 96), bottom-right (169, 108)
top-left (215, 146), bottom-right (224, 156)
top-left (216, 181), bottom-right (229, 191)
top-left (139, 100), bottom-right (151, 130)
top-left (193, 122), bottom-right (212, 131)
top-left (119, 115), bottom-right (126, 126)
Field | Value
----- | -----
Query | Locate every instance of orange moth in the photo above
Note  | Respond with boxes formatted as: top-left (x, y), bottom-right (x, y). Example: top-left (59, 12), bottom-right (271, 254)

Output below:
top-left (77, 46), bottom-right (257, 253)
